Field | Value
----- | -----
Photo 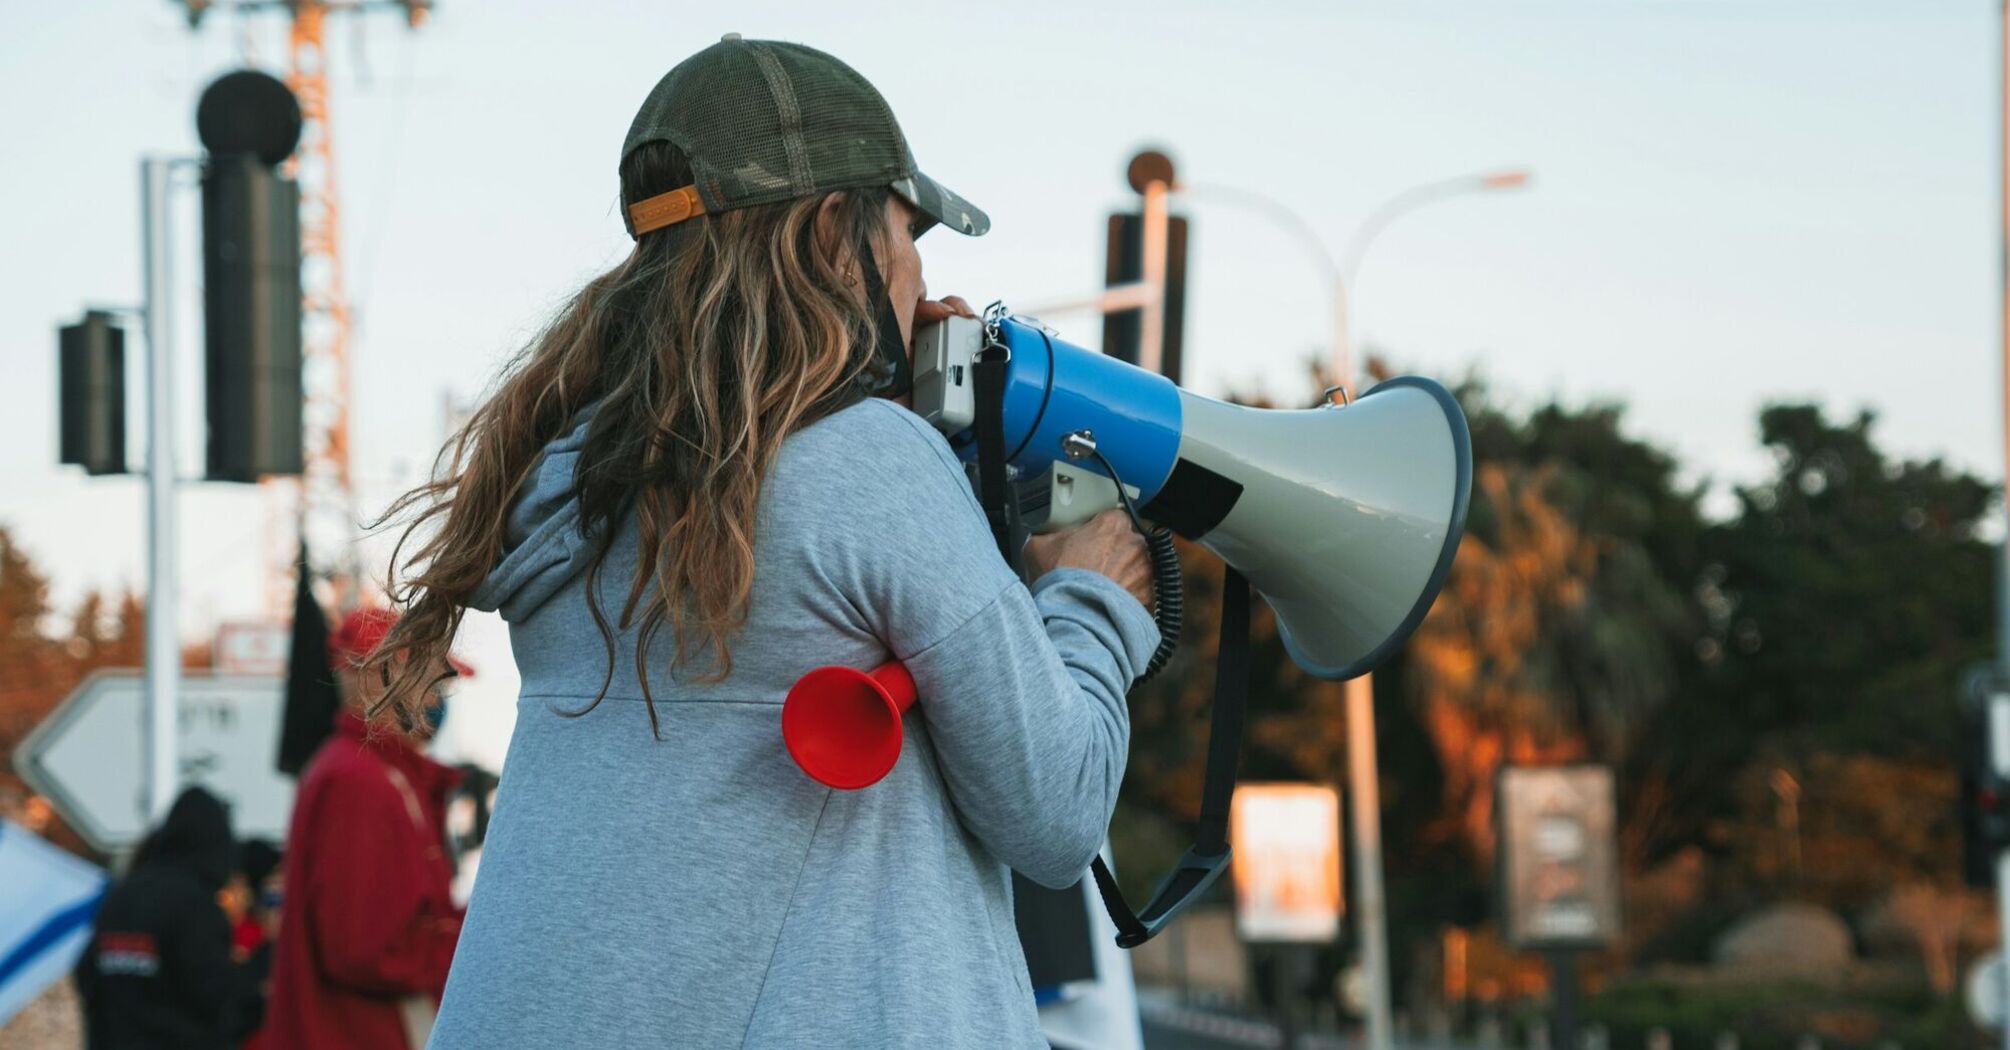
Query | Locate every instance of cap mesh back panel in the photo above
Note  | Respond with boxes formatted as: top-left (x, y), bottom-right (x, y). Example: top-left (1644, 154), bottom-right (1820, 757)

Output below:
top-left (684, 47), bottom-right (793, 208)
top-left (774, 44), bottom-right (910, 191)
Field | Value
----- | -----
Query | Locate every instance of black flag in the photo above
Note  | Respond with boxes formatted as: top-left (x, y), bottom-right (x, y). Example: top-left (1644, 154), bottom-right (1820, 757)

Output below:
top-left (277, 545), bottom-right (338, 775)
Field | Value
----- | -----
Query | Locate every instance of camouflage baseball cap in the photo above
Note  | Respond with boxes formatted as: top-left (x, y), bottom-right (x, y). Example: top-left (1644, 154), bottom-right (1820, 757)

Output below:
top-left (621, 34), bottom-right (989, 241)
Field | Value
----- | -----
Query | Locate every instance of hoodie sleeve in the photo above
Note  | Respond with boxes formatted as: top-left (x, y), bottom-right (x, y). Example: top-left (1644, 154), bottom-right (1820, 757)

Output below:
top-left (824, 401), bottom-right (1159, 888)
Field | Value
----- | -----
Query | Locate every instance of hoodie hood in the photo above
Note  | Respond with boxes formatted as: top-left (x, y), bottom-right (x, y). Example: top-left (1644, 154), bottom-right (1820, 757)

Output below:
top-left (468, 409), bottom-right (598, 622)
top-left (133, 785), bottom-right (235, 890)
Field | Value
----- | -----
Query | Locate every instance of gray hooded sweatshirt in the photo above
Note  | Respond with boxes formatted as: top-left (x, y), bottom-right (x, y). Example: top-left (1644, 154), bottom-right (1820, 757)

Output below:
top-left (426, 397), bottom-right (1159, 1050)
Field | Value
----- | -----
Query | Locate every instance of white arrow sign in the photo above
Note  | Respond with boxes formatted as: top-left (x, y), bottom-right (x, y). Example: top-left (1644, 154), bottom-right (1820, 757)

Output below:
top-left (14, 671), bottom-right (295, 853)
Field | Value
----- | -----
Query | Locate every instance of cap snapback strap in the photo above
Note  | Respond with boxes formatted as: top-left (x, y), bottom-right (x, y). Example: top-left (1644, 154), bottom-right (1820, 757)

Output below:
top-left (628, 185), bottom-right (708, 238)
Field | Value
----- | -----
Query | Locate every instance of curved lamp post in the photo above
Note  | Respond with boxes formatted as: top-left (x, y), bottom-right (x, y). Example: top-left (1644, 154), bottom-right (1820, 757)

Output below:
top-left (1182, 166), bottom-right (1531, 383)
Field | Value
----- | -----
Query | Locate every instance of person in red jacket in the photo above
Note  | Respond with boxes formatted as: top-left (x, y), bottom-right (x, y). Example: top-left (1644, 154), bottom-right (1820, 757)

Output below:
top-left (266, 607), bottom-right (465, 1050)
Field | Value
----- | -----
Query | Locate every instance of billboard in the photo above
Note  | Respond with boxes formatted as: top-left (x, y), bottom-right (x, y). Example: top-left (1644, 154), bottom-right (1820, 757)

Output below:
top-left (1496, 765), bottom-right (1621, 949)
top-left (1230, 783), bottom-right (1342, 944)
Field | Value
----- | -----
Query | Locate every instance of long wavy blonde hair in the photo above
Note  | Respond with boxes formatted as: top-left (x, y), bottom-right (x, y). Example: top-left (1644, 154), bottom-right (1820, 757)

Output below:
top-left (368, 141), bottom-right (894, 733)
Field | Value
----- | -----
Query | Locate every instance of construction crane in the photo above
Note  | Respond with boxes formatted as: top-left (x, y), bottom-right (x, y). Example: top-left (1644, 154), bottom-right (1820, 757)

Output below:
top-left (177, 0), bottom-right (430, 615)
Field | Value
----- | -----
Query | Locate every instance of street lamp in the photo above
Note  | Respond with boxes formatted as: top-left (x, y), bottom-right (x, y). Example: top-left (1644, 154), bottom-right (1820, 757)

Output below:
top-left (1334, 168), bottom-right (1531, 380)
top-left (1181, 166), bottom-right (1532, 385)
top-left (1178, 166), bottom-right (1531, 1050)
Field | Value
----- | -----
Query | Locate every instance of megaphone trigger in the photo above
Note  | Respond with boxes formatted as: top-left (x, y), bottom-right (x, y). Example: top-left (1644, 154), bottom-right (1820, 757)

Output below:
top-left (1045, 426), bottom-right (1183, 684)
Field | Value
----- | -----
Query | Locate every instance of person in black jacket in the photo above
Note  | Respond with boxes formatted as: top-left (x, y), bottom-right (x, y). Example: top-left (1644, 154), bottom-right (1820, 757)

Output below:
top-left (227, 837), bottom-right (282, 1046)
top-left (75, 786), bottom-right (247, 1049)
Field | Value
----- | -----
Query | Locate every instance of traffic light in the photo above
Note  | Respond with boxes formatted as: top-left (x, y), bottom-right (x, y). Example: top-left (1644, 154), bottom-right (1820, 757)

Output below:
top-left (57, 311), bottom-right (127, 476)
top-left (1101, 213), bottom-right (1190, 383)
top-left (198, 70), bottom-right (304, 482)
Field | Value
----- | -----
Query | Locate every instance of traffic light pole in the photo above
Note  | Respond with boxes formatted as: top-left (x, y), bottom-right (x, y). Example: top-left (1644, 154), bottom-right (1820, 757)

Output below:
top-left (141, 156), bottom-right (184, 824)
top-left (1136, 177), bottom-right (1171, 375)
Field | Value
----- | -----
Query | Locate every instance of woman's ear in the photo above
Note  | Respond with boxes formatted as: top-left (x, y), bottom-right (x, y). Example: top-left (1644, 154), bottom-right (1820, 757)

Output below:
top-left (814, 192), bottom-right (854, 274)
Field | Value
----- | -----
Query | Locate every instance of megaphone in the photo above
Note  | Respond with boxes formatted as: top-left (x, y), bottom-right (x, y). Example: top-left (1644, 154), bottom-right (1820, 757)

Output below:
top-left (781, 312), bottom-right (1471, 788)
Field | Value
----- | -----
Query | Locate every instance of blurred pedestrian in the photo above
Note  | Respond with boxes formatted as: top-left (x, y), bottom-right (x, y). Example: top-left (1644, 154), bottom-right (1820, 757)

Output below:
top-left (228, 838), bottom-right (282, 1050)
top-left (74, 785), bottom-right (254, 1050)
top-left (367, 35), bottom-right (1154, 1050)
top-left (265, 607), bottom-right (465, 1050)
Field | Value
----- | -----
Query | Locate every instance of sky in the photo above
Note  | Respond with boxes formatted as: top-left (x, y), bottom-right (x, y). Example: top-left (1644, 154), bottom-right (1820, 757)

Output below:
top-left (1, 0), bottom-right (2000, 767)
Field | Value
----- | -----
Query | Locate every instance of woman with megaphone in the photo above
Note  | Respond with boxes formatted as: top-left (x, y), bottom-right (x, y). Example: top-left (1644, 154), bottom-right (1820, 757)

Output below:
top-left (366, 36), bottom-right (1159, 1050)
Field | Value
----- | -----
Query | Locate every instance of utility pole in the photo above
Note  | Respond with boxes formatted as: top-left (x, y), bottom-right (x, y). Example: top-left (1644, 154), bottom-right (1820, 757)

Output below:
top-left (141, 157), bottom-right (183, 823)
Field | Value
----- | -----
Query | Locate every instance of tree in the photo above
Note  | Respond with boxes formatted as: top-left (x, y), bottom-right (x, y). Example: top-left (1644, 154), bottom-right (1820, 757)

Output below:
top-left (1400, 461), bottom-right (1603, 861)
top-left (0, 525), bottom-right (146, 855)
top-left (1700, 405), bottom-right (1994, 761)
top-left (1386, 380), bottom-right (1710, 869)
top-left (0, 528), bottom-right (75, 775)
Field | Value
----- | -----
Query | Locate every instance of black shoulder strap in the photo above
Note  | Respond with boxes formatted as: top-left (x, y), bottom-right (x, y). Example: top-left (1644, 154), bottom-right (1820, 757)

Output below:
top-left (971, 339), bottom-right (1020, 575)
top-left (1088, 569), bottom-right (1249, 947)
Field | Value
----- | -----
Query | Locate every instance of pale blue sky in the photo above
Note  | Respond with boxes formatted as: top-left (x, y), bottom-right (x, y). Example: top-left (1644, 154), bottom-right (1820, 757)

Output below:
top-left (1, 0), bottom-right (1998, 763)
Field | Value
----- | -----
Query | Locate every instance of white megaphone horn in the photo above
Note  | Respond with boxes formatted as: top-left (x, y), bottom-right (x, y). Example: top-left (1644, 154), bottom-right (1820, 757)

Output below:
top-left (781, 312), bottom-right (1472, 791)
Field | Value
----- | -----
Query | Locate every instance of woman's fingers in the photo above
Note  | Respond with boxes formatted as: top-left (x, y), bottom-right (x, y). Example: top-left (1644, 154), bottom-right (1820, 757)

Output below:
top-left (1023, 510), bottom-right (1153, 610)
top-left (912, 296), bottom-right (979, 328)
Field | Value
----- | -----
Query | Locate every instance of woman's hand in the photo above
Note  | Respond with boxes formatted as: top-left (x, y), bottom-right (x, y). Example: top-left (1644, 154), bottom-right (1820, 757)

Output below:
top-left (911, 294), bottom-right (977, 332)
top-left (1024, 509), bottom-right (1153, 611)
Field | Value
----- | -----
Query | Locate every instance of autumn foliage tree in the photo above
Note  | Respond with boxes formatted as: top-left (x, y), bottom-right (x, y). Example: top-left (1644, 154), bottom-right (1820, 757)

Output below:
top-left (0, 525), bottom-right (146, 853)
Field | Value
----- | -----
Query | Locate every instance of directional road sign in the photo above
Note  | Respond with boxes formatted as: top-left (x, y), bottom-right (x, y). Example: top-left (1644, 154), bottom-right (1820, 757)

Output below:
top-left (14, 671), bottom-right (294, 852)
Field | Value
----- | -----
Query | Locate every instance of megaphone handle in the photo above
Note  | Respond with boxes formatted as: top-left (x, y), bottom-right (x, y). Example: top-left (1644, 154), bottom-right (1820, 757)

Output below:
top-left (1055, 438), bottom-right (1183, 684)
top-left (867, 660), bottom-right (918, 713)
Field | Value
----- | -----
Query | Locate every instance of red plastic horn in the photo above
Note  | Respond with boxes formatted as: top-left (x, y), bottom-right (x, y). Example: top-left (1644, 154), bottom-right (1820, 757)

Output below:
top-left (782, 661), bottom-right (917, 790)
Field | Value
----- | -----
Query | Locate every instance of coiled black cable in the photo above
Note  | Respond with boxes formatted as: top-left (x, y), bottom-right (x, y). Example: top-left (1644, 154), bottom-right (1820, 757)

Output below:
top-left (1135, 528), bottom-right (1183, 683)
top-left (1075, 445), bottom-right (1182, 684)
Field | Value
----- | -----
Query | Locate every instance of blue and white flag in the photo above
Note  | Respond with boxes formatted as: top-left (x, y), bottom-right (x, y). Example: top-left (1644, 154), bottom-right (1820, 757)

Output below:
top-left (0, 820), bottom-right (106, 1026)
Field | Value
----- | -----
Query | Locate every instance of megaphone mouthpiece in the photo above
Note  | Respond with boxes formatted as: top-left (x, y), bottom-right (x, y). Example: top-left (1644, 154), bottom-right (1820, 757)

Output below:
top-left (782, 661), bottom-right (917, 790)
